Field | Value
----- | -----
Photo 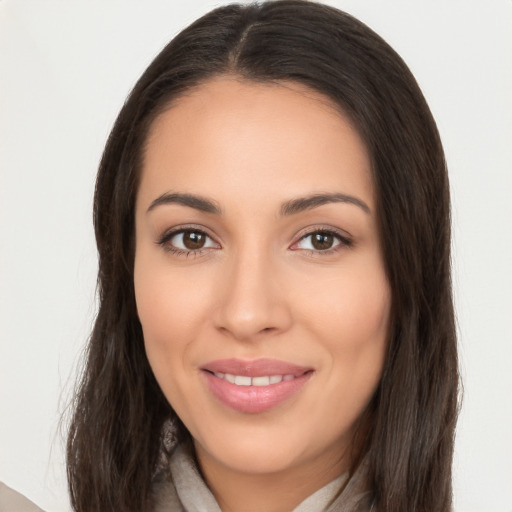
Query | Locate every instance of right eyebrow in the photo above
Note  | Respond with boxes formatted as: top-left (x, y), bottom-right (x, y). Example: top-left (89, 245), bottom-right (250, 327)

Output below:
top-left (280, 192), bottom-right (370, 216)
top-left (146, 192), bottom-right (222, 215)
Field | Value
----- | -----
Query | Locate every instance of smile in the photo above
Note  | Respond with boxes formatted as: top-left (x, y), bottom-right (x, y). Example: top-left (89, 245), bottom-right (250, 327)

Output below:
top-left (211, 372), bottom-right (297, 386)
top-left (201, 359), bottom-right (314, 413)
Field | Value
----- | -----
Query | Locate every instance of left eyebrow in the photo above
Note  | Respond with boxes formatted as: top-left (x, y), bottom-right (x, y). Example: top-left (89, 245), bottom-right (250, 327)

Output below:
top-left (146, 192), bottom-right (222, 215)
top-left (280, 193), bottom-right (371, 216)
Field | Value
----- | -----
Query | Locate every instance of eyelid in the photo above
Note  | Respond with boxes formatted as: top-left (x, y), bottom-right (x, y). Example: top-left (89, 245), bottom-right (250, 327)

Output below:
top-left (289, 225), bottom-right (353, 252)
top-left (156, 224), bottom-right (221, 254)
top-left (155, 223), bottom-right (352, 257)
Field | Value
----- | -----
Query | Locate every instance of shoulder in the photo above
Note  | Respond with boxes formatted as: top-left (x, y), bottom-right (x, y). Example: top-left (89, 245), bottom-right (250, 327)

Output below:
top-left (0, 482), bottom-right (45, 512)
top-left (151, 471), bottom-right (186, 512)
top-left (151, 440), bottom-right (221, 512)
top-left (326, 456), bottom-right (376, 512)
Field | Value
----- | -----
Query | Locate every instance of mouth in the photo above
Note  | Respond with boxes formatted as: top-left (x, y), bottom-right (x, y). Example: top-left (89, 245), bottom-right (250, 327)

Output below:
top-left (200, 359), bottom-right (314, 413)
top-left (205, 372), bottom-right (301, 386)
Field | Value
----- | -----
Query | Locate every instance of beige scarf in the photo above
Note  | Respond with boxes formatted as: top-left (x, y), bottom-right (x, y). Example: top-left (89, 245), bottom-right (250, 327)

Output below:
top-left (152, 443), bottom-right (374, 512)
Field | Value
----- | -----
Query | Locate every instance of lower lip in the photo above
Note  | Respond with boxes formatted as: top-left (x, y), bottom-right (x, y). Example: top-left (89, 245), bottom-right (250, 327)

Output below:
top-left (202, 371), bottom-right (313, 414)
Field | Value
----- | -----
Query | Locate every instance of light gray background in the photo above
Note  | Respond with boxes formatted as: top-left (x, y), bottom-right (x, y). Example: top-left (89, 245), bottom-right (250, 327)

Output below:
top-left (1, 1), bottom-right (511, 511)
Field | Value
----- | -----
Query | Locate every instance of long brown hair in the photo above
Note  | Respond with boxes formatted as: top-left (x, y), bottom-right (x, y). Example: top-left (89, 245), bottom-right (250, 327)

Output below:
top-left (67, 2), bottom-right (459, 511)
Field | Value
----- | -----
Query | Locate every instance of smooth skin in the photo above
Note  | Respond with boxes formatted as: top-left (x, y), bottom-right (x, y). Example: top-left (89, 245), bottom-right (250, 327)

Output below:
top-left (134, 76), bottom-right (391, 512)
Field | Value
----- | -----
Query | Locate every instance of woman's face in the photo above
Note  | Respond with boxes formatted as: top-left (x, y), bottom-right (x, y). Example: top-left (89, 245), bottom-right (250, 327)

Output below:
top-left (134, 76), bottom-right (391, 481)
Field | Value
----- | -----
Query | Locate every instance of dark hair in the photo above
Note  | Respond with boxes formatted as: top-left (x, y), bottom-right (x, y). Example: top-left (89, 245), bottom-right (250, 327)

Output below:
top-left (67, 1), bottom-right (459, 511)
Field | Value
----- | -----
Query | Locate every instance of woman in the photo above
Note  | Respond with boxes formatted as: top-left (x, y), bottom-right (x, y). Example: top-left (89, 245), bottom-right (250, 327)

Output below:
top-left (63, 1), bottom-right (459, 511)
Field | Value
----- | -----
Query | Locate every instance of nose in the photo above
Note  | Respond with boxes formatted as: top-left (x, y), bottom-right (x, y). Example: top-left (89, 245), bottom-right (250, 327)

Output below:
top-left (213, 249), bottom-right (292, 342)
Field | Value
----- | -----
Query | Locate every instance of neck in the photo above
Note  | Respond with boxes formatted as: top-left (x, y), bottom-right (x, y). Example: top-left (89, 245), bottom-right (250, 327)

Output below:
top-left (194, 441), bottom-right (349, 512)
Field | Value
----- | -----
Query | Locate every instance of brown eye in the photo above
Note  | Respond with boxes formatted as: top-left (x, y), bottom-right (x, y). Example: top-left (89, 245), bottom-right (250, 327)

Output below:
top-left (182, 230), bottom-right (206, 250)
top-left (294, 230), bottom-right (348, 253)
top-left (160, 229), bottom-right (218, 253)
top-left (311, 233), bottom-right (334, 250)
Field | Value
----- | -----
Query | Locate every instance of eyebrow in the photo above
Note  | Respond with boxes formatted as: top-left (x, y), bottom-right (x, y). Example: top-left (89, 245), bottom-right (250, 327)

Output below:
top-left (146, 191), bottom-right (370, 216)
top-left (280, 193), bottom-right (371, 216)
top-left (147, 192), bottom-right (222, 214)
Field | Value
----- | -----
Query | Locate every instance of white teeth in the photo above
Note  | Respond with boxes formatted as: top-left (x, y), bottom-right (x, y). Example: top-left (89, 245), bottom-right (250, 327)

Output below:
top-left (252, 376), bottom-right (270, 386)
top-left (214, 372), bottom-right (296, 386)
top-left (234, 375), bottom-right (252, 386)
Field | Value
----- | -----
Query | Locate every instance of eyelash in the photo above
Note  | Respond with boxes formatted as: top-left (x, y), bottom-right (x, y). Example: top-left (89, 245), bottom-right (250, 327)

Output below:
top-left (156, 225), bottom-right (218, 257)
top-left (156, 226), bottom-right (353, 258)
top-left (291, 227), bottom-right (353, 256)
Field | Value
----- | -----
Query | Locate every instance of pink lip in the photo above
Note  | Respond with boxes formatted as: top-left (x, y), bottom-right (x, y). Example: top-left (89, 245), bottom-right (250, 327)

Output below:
top-left (201, 358), bottom-right (314, 414)
top-left (202, 358), bottom-right (311, 377)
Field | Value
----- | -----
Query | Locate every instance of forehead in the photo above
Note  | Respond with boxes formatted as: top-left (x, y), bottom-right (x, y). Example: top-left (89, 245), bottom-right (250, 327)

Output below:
top-left (139, 76), bottom-right (374, 211)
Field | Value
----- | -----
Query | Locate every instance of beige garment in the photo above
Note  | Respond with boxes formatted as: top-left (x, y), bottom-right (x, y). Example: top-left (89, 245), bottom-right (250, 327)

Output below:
top-left (153, 443), bottom-right (375, 512)
top-left (0, 449), bottom-right (373, 512)
top-left (0, 482), bottom-right (44, 512)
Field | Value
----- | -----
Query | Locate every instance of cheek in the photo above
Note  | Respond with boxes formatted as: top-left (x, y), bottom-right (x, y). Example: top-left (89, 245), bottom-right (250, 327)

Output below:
top-left (298, 254), bottom-right (390, 344)
top-left (134, 242), bottom-right (213, 338)
top-left (336, 274), bottom-right (389, 372)
top-left (298, 257), bottom-right (390, 402)
top-left (133, 251), bottom-right (205, 388)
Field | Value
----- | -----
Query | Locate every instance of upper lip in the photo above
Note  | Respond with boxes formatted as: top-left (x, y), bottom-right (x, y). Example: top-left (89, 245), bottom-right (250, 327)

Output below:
top-left (201, 358), bottom-right (313, 377)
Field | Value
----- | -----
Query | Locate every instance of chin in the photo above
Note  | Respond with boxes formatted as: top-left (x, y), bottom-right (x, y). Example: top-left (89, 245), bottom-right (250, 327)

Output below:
top-left (191, 418), bottom-right (346, 477)
top-left (198, 437), bottom-right (305, 475)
